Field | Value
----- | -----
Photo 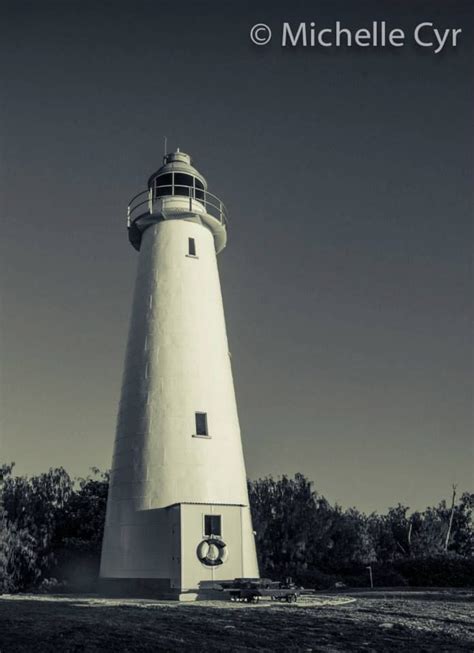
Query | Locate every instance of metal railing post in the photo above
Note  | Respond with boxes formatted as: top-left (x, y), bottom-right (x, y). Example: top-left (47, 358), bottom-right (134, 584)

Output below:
top-left (148, 188), bottom-right (153, 214)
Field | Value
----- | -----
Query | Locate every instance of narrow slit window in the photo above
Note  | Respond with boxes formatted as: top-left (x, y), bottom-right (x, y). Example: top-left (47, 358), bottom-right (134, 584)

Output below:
top-left (188, 238), bottom-right (196, 257)
top-left (204, 515), bottom-right (221, 537)
top-left (195, 412), bottom-right (208, 436)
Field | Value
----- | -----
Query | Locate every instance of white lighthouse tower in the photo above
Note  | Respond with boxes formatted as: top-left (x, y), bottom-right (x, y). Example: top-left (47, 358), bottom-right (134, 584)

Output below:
top-left (100, 150), bottom-right (259, 599)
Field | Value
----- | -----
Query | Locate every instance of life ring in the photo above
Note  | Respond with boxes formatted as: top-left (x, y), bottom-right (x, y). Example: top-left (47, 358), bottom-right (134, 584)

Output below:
top-left (196, 536), bottom-right (228, 566)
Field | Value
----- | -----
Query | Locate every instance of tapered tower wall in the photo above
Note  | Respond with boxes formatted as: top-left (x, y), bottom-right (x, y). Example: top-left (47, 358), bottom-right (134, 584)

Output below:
top-left (100, 213), bottom-right (258, 596)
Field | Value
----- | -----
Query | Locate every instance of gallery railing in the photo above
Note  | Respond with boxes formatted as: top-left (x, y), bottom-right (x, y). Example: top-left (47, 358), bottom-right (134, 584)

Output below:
top-left (127, 185), bottom-right (228, 228)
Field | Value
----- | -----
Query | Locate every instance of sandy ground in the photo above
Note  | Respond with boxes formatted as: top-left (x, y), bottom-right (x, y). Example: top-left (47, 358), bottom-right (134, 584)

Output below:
top-left (0, 589), bottom-right (472, 651)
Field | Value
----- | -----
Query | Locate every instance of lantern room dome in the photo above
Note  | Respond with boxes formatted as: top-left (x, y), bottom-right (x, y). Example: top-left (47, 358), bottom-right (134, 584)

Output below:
top-left (147, 149), bottom-right (208, 191)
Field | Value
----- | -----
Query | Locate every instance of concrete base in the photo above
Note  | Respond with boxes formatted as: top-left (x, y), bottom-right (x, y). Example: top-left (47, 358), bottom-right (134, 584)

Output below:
top-left (99, 578), bottom-right (226, 602)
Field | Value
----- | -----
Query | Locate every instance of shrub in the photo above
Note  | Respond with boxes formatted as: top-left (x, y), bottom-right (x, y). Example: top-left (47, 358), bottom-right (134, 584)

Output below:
top-left (294, 568), bottom-right (340, 590)
top-left (394, 556), bottom-right (474, 588)
top-left (37, 577), bottom-right (67, 594)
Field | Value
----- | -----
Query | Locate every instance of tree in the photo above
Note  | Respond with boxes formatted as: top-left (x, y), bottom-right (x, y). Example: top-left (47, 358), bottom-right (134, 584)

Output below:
top-left (248, 473), bottom-right (323, 577)
top-left (1, 466), bottom-right (74, 589)
top-left (55, 467), bottom-right (109, 552)
top-left (449, 492), bottom-right (474, 556)
top-left (368, 504), bottom-right (413, 563)
top-left (0, 464), bottom-right (11, 591)
top-left (324, 507), bottom-right (375, 569)
top-left (1, 462), bottom-right (473, 592)
top-left (412, 492), bottom-right (474, 557)
top-left (0, 464), bottom-right (111, 591)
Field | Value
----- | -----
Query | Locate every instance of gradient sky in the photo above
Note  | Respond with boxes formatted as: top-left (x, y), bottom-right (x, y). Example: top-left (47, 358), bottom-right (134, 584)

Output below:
top-left (1, 0), bottom-right (472, 513)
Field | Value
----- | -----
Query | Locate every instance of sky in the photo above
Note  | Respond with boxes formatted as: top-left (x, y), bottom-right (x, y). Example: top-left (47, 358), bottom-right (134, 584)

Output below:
top-left (0, 0), bottom-right (472, 513)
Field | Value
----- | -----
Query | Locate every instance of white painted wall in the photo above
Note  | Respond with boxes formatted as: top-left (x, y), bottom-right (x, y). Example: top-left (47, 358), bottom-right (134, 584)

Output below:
top-left (180, 504), bottom-right (246, 590)
top-left (100, 217), bottom-right (258, 588)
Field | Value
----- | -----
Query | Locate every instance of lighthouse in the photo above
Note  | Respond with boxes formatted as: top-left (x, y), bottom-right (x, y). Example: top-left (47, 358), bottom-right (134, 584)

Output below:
top-left (100, 150), bottom-right (259, 599)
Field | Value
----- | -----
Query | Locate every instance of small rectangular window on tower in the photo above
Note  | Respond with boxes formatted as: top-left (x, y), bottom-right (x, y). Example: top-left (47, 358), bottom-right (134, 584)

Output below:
top-left (188, 237), bottom-right (196, 257)
top-left (204, 515), bottom-right (222, 537)
top-left (195, 412), bottom-right (208, 436)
